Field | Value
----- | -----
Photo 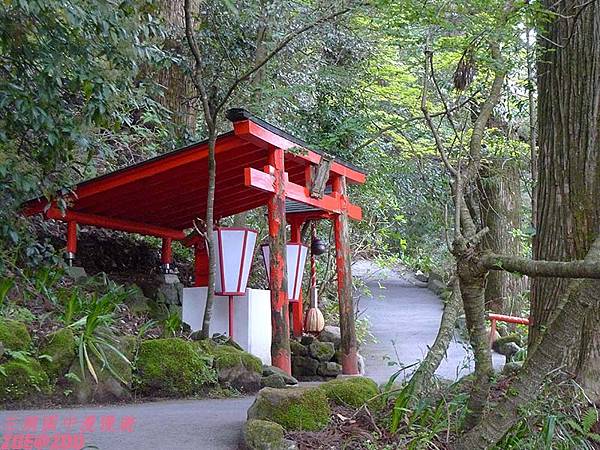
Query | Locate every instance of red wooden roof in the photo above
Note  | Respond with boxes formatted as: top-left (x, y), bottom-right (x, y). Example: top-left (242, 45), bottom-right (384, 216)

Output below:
top-left (23, 109), bottom-right (365, 239)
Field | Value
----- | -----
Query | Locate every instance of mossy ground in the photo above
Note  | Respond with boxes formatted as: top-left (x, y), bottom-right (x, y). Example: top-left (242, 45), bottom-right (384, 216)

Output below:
top-left (244, 419), bottom-right (286, 450)
top-left (194, 339), bottom-right (262, 373)
top-left (0, 357), bottom-right (51, 403)
top-left (0, 319), bottom-right (31, 351)
top-left (135, 338), bottom-right (217, 397)
top-left (319, 376), bottom-right (379, 408)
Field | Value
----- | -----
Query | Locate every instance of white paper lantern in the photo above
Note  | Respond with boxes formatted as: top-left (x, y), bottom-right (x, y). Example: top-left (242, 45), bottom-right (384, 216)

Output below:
top-left (261, 242), bottom-right (308, 302)
top-left (215, 227), bottom-right (258, 295)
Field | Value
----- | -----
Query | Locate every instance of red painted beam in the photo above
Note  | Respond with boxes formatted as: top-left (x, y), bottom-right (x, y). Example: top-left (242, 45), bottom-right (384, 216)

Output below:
top-left (233, 120), bottom-right (366, 185)
top-left (244, 167), bottom-right (363, 220)
top-left (45, 208), bottom-right (185, 240)
top-left (487, 313), bottom-right (530, 326)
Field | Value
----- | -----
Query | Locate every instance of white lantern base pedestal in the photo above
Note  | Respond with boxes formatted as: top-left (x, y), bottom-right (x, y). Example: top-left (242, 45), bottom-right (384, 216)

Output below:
top-left (182, 287), bottom-right (272, 365)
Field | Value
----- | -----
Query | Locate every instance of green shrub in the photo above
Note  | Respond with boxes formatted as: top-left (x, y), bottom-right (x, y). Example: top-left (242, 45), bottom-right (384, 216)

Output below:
top-left (136, 338), bottom-right (217, 397)
top-left (0, 319), bottom-right (31, 351)
top-left (319, 376), bottom-right (379, 408)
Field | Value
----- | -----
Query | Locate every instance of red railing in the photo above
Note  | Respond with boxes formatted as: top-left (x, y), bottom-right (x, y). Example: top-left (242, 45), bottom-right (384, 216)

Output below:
top-left (487, 313), bottom-right (530, 345)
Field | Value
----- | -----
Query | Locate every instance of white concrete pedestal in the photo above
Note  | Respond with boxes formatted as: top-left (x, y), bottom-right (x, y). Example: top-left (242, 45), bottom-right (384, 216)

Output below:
top-left (182, 287), bottom-right (272, 365)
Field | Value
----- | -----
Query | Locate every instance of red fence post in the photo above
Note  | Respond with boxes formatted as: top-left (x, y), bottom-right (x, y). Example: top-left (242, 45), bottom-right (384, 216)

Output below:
top-left (267, 147), bottom-right (292, 375)
top-left (332, 175), bottom-right (359, 375)
top-left (161, 237), bottom-right (173, 272)
top-left (66, 221), bottom-right (78, 266)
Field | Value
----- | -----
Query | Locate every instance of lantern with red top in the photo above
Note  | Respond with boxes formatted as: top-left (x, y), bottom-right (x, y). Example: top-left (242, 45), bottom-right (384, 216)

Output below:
top-left (215, 227), bottom-right (258, 339)
top-left (261, 242), bottom-right (308, 303)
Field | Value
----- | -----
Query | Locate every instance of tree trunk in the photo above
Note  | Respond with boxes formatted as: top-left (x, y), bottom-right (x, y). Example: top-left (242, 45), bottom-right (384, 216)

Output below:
top-left (456, 238), bottom-right (600, 449)
top-left (156, 0), bottom-right (198, 135)
top-left (530, 0), bottom-right (600, 399)
top-left (200, 131), bottom-right (217, 338)
top-left (478, 158), bottom-right (527, 314)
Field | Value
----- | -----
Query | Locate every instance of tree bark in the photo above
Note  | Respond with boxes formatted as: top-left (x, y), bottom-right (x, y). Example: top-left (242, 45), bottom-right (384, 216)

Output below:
top-left (530, 0), bottom-right (600, 399)
top-left (455, 238), bottom-right (600, 449)
top-left (478, 158), bottom-right (527, 314)
top-left (156, 0), bottom-right (198, 135)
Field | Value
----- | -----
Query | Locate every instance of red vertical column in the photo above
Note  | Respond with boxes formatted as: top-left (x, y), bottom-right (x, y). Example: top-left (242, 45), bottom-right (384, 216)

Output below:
top-left (161, 237), bottom-right (173, 272)
top-left (267, 147), bottom-right (292, 374)
top-left (332, 175), bottom-right (359, 375)
top-left (290, 220), bottom-right (304, 338)
top-left (66, 221), bottom-right (78, 266)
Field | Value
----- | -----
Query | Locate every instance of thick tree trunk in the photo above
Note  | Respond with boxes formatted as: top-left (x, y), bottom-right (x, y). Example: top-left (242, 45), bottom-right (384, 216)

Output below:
top-left (456, 238), bottom-right (600, 449)
top-left (478, 158), bottom-right (527, 314)
top-left (156, 0), bottom-right (198, 134)
top-left (530, 0), bottom-right (600, 398)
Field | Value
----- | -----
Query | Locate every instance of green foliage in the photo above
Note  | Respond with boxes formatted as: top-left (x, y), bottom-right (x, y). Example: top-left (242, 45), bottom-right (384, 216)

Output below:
top-left (160, 310), bottom-right (183, 338)
top-left (135, 338), bottom-right (217, 397)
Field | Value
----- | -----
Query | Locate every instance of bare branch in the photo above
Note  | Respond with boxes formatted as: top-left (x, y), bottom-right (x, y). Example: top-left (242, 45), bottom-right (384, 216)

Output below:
top-left (482, 253), bottom-right (600, 279)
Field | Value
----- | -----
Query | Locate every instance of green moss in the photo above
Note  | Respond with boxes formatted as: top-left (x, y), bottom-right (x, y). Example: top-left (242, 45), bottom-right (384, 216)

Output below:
top-left (195, 340), bottom-right (262, 374)
top-left (243, 419), bottom-right (286, 450)
top-left (0, 319), bottom-right (31, 351)
top-left (39, 328), bottom-right (76, 380)
top-left (0, 357), bottom-right (51, 403)
top-left (135, 338), bottom-right (217, 397)
top-left (248, 387), bottom-right (331, 431)
top-left (319, 376), bottom-right (378, 408)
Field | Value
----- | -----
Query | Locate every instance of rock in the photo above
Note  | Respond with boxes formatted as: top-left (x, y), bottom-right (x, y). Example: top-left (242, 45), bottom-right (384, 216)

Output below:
top-left (318, 326), bottom-right (341, 349)
top-left (212, 334), bottom-right (244, 351)
top-left (136, 338), bottom-right (217, 397)
top-left (319, 376), bottom-right (378, 408)
top-left (501, 361), bottom-right (523, 377)
top-left (39, 328), bottom-right (76, 381)
top-left (300, 335), bottom-right (316, 346)
top-left (123, 284), bottom-right (152, 315)
top-left (263, 365), bottom-right (298, 385)
top-left (357, 353), bottom-right (365, 375)
top-left (0, 319), bottom-right (31, 351)
top-left (195, 339), bottom-right (263, 393)
top-left (0, 357), bottom-right (51, 403)
top-left (415, 270), bottom-right (429, 283)
top-left (156, 279), bottom-right (183, 305)
top-left (308, 341), bottom-right (335, 362)
top-left (247, 387), bottom-right (331, 431)
top-left (65, 266), bottom-right (87, 281)
top-left (289, 339), bottom-right (308, 357)
top-left (243, 419), bottom-right (298, 450)
top-left (292, 355), bottom-right (318, 377)
top-left (317, 361), bottom-right (342, 377)
top-left (493, 341), bottom-right (521, 362)
top-left (69, 335), bottom-right (137, 403)
top-left (190, 330), bottom-right (203, 341)
top-left (261, 374), bottom-right (287, 389)
top-left (427, 272), bottom-right (446, 295)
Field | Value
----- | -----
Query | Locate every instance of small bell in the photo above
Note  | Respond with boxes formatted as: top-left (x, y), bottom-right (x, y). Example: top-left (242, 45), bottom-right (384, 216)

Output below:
top-left (311, 237), bottom-right (327, 256)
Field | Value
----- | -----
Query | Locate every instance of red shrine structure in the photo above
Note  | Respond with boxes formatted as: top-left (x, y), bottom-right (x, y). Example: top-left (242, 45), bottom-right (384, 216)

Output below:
top-left (23, 109), bottom-right (366, 375)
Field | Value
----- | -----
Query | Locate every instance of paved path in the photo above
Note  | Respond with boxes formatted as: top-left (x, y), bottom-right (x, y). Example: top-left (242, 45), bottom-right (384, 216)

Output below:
top-left (354, 260), bottom-right (503, 384)
top-left (0, 397), bottom-right (254, 450)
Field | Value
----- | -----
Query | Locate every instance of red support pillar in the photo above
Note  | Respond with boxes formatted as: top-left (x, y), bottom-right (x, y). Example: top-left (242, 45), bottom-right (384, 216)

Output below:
top-left (161, 237), bottom-right (173, 272)
top-left (332, 175), bottom-right (359, 375)
top-left (289, 220), bottom-right (304, 338)
top-left (267, 148), bottom-right (292, 374)
top-left (66, 221), bottom-right (78, 266)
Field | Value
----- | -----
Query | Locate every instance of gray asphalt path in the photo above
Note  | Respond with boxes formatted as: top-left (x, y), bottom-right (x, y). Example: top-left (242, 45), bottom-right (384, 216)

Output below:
top-left (354, 260), bottom-right (504, 384)
top-left (0, 397), bottom-right (254, 450)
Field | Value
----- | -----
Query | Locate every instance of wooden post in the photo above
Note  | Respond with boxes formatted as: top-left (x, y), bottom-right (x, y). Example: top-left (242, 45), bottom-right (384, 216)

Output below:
top-left (66, 221), bottom-right (78, 266)
top-left (161, 237), bottom-right (173, 272)
top-left (332, 175), bottom-right (359, 375)
top-left (290, 220), bottom-right (304, 337)
top-left (267, 147), bottom-right (292, 374)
